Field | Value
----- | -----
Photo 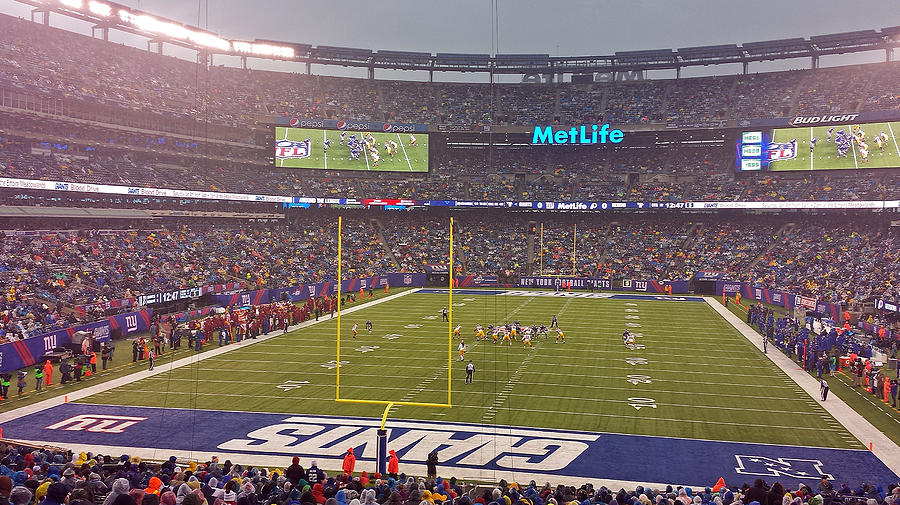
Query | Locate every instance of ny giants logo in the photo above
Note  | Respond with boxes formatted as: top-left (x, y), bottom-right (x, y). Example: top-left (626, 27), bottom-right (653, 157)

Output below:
top-left (46, 414), bottom-right (147, 434)
top-left (124, 314), bottom-right (139, 333)
top-left (218, 417), bottom-right (597, 471)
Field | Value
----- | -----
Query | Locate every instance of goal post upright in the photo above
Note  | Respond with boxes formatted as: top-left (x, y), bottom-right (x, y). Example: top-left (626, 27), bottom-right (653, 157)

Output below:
top-left (336, 215), bottom-right (342, 401)
top-left (448, 216), bottom-right (453, 406)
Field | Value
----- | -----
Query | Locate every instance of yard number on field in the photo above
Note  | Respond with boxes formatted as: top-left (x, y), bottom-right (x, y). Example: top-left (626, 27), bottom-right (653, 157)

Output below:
top-left (627, 397), bottom-right (658, 410)
top-left (625, 357), bottom-right (648, 366)
top-left (626, 375), bottom-right (652, 385)
top-left (276, 380), bottom-right (309, 391)
top-left (321, 360), bottom-right (349, 369)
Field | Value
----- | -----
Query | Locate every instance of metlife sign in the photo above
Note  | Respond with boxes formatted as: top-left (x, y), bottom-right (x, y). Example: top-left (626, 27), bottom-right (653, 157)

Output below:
top-left (531, 124), bottom-right (625, 145)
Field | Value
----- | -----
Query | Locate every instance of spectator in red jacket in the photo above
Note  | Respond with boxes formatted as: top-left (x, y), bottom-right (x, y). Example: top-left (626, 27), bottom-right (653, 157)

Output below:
top-left (342, 447), bottom-right (355, 475)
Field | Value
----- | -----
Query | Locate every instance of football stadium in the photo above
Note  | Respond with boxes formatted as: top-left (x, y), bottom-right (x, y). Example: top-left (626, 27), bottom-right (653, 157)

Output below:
top-left (1, 2), bottom-right (900, 505)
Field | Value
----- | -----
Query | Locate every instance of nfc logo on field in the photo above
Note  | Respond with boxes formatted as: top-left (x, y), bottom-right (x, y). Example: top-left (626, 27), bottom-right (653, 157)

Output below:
top-left (734, 456), bottom-right (833, 480)
top-left (45, 414), bottom-right (147, 434)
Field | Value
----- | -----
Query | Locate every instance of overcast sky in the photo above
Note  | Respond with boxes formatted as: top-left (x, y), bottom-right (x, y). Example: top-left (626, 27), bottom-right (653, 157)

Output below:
top-left (2, 0), bottom-right (898, 81)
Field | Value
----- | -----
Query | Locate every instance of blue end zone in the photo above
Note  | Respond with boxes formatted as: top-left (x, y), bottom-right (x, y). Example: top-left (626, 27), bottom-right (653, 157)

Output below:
top-left (6, 403), bottom-right (896, 487)
top-left (418, 289), bottom-right (705, 302)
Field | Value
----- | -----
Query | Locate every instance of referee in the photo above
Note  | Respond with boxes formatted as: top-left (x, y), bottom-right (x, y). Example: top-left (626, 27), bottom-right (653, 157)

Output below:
top-left (465, 360), bottom-right (475, 384)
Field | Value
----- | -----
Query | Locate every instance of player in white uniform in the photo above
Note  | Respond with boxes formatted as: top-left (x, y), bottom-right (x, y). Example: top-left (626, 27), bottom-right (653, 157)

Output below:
top-left (458, 339), bottom-right (467, 360)
top-left (352, 323), bottom-right (358, 338)
top-left (454, 324), bottom-right (462, 337)
top-left (623, 330), bottom-right (635, 346)
top-left (522, 327), bottom-right (533, 349)
top-left (408, 134), bottom-right (417, 146)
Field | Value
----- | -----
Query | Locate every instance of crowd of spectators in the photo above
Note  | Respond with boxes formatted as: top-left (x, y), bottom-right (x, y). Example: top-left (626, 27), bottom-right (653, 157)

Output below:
top-left (4, 441), bottom-right (900, 505)
top-left (2, 213), bottom-right (899, 342)
top-left (1, 14), bottom-right (899, 131)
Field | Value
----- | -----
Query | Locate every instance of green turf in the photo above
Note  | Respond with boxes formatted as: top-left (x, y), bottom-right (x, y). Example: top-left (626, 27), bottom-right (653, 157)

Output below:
top-left (0, 289), bottom-right (408, 414)
top-left (78, 291), bottom-right (860, 449)
top-left (768, 122), bottom-right (900, 171)
top-left (275, 127), bottom-right (428, 172)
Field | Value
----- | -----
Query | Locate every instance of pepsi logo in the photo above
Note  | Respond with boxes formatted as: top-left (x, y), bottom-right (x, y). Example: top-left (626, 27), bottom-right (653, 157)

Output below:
top-left (289, 118), bottom-right (299, 127)
top-left (382, 123), bottom-right (392, 132)
top-left (337, 121), bottom-right (347, 130)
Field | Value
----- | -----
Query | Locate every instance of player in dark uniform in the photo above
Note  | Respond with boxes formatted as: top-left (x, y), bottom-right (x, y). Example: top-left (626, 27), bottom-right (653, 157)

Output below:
top-left (809, 136), bottom-right (818, 154)
top-left (365, 320), bottom-right (373, 334)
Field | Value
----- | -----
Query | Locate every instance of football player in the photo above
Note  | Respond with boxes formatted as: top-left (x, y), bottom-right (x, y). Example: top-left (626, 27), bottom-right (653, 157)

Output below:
top-left (408, 134), bottom-right (417, 146)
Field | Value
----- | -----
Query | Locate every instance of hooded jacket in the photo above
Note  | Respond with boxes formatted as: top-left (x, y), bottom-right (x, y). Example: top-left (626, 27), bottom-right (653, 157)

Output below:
top-left (104, 479), bottom-right (132, 505)
top-left (145, 478), bottom-right (163, 496)
top-left (342, 450), bottom-right (355, 475)
top-left (387, 451), bottom-right (399, 475)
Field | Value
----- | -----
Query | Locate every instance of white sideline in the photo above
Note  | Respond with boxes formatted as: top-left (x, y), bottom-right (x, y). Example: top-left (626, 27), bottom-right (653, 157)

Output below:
top-left (0, 288), bottom-right (419, 424)
top-left (704, 297), bottom-right (900, 476)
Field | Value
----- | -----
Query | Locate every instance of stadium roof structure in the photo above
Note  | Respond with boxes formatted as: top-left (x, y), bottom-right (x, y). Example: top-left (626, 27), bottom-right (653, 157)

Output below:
top-left (19, 0), bottom-right (900, 78)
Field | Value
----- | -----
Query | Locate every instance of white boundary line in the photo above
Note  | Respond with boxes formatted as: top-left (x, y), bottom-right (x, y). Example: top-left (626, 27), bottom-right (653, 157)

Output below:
top-left (322, 128), bottom-right (328, 169)
top-left (704, 296), bottom-right (900, 476)
top-left (397, 133), bottom-right (413, 172)
top-left (888, 122), bottom-right (900, 160)
top-left (0, 289), bottom-right (419, 424)
top-left (810, 126), bottom-right (814, 170)
top-left (361, 132), bottom-right (371, 170)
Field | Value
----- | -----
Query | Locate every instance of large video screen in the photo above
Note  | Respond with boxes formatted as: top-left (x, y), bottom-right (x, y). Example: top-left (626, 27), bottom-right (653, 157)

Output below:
top-left (274, 126), bottom-right (428, 172)
top-left (736, 122), bottom-right (900, 171)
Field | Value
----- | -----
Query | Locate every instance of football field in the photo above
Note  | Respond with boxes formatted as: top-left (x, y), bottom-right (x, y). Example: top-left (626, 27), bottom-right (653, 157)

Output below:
top-left (78, 290), bottom-right (856, 449)
top-left (275, 126), bottom-right (428, 172)
top-left (768, 121), bottom-right (900, 171)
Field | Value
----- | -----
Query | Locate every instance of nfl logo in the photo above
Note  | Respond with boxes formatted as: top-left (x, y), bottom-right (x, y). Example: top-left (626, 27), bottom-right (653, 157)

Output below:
top-left (767, 139), bottom-right (797, 162)
top-left (275, 137), bottom-right (311, 160)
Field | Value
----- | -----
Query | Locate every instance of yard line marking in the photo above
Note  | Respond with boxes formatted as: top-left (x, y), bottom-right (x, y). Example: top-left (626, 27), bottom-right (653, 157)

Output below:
top-left (157, 367), bottom-right (795, 389)
top-left (362, 132), bottom-right (371, 170)
top-left (481, 343), bottom-right (539, 423)
top-left (888, 122), bottom-right (900, 159)
top-left (323, 128), bottom-right (328, 169)
top-left (105, 386), bottom-right (844, 422)
top-left (810, 126), bottom-right (814, 170)
top-left (397, 133), bottom-right (413, 172)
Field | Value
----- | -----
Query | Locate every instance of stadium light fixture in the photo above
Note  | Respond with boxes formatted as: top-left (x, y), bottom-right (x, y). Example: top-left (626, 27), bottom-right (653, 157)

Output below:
top-left (118, 9), bottom-right (231, 51)
top-left (233, 41), bottom-right (295, 59)
top-left (59, 0), bottom-right (82, 9)
top-left (88, 1), bottom-right (111, 17)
